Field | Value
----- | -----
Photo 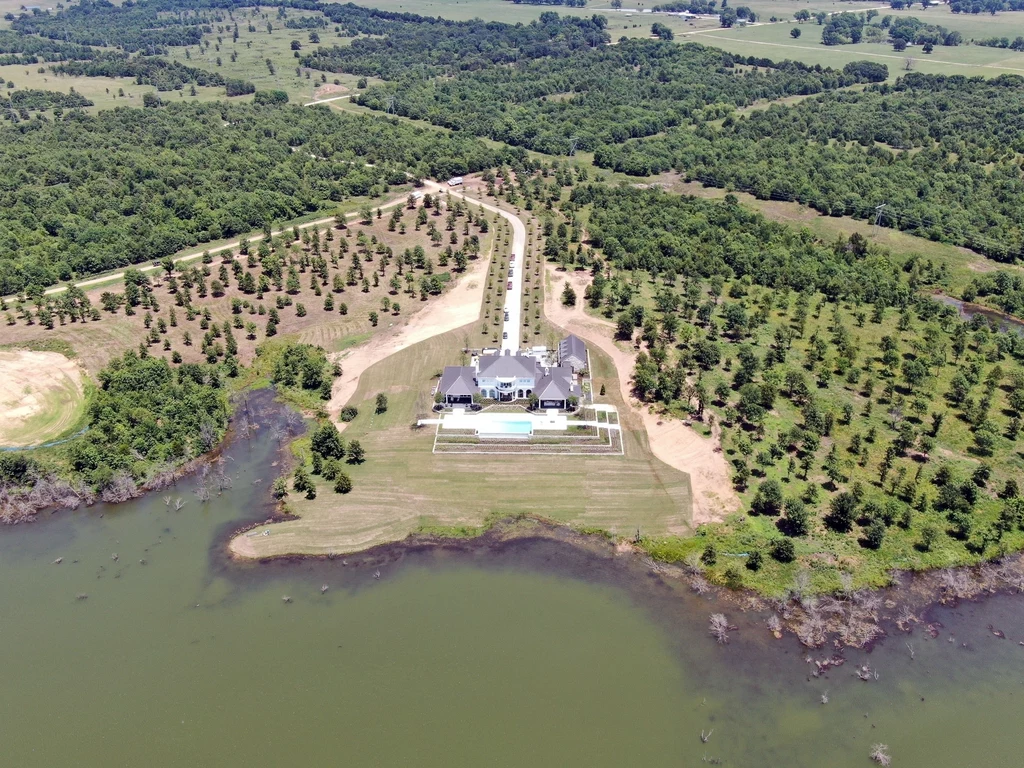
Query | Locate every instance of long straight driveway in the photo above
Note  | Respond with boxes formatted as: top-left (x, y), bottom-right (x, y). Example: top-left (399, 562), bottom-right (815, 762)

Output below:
top-left (425, 182), bottom-right (526, 352)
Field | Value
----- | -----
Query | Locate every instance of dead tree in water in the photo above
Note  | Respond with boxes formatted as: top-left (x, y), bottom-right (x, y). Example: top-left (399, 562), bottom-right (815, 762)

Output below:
top-left (689, 575), bottom-right (711, 594)
top-left (870, 743), bottom-right (892, 766)
top-left (709, 613), bottom-right (733, 644)
top-left (101, 471), bottom-right (138, 504)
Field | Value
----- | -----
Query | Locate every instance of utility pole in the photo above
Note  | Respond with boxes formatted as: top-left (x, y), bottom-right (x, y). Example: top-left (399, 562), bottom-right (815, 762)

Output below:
top-left (873, 203), bottom-right (887, 231)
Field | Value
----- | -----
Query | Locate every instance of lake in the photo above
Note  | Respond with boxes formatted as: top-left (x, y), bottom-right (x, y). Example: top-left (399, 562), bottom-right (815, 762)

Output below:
top-left (2, 394), bottom-right (1023, 766)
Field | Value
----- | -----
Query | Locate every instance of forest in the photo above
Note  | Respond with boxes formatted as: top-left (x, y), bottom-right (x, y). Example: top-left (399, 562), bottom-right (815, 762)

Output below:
top-left (354, 41), bottom-right (886, 155)
top-left (593, 74), bottom-right (1024, 261)
top-left (10, 0), bottom-right (244, 52)
top-left (303, 9), bottom-right (611, 79)
top-left (0, 101), bottom-right (519, 293)
top-left (52, 53), bottom-right (233, 91)
top-left (0, 29), bottom-right (98, 64)
top-left (569, 185), bottom-right (1024, 590)
top-left (5, 89), bottom-right (94, 114)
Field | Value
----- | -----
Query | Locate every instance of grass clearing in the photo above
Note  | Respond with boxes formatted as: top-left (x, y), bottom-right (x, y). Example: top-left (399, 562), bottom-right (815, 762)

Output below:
top-left (164, 5), bottom-right (371, 104)
top-left (232, 321), bottom-right (693, 558)
top-left (690, 11), bottom-right (1024, 79)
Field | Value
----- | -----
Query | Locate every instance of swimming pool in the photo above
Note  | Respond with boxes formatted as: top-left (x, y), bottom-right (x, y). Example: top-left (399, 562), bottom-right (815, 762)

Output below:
top-left (474, 413), bottom-right (534, 436)
top-left (484, 420), bottom-right (533, 435)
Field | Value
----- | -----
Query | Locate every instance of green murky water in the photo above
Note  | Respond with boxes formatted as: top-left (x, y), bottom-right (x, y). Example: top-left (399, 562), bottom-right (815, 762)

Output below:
top-left (2, 396), bottom-right (1023, 766)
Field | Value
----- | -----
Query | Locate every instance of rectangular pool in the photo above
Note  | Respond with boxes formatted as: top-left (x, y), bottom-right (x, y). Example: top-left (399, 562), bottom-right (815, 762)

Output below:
top-left (484, 420), bottom-right (533, 435)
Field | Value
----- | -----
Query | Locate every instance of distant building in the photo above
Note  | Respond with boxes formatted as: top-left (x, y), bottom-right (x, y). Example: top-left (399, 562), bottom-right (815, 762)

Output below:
top-left (558, 334), bottom-right (588, 373)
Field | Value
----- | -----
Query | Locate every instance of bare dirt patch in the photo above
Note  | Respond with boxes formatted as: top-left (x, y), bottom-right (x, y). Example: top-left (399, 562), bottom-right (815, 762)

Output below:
top-left (544, 265), bottom-right (740, 525)
top-left (0, 350), bottom-right (86, 447)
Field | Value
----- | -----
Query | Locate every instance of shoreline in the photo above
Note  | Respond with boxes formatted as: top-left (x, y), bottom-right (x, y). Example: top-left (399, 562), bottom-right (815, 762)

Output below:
top-left (222, 505), bottom-right (1024, 651)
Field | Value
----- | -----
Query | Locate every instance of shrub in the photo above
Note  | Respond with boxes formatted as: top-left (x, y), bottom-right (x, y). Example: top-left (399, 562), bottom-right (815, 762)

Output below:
top-left (322, 458), bottom-right (340, 481)
top-left (862, 519), bottom-right (885, 550)
top-left (770, 538), bottom-right (796, 563)
top-left (333, 472), bottom-right (352, 493)
top-left (700, 543), bottom-right (717, 566)
top-left (254, 89), bottom-right (289, 105)
top-left (340, 406), bottom-right (358, 422)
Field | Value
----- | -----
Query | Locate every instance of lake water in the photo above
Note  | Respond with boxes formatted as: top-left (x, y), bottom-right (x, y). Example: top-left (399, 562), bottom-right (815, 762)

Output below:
top-left (2, 394), bottom-right (1024, 766)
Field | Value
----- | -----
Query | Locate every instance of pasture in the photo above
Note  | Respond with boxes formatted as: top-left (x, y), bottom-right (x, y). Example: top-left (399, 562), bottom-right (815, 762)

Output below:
top-left (690, 8), bottom-right (1024, 78)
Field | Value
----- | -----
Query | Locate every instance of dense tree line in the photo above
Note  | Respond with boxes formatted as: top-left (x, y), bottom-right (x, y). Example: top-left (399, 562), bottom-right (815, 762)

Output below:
top-left (52, 53), bottom-right (232, 91)
top-left (949, 0), bottom-right (1024, 11)
top-left (303, 10), bottom-right (610, 79)
top-left (506, 0), bottom-right (588, 6)
top-left (573, 185), bottom-right (907, 302)
top-left (655, 1), bottom-right (719, 12)
top-left (0, 29), bottom-right (97, 64)
top-left (5, 88), bottom-right (94, 113)
top-left (0, 101), bottom-right (521, 293)
top-left (593, 74), bottom-right (1024, 261)
top-left (355, 41), bottom-right (887, 155)
top-left (823, 13), bottom-right (963, 48)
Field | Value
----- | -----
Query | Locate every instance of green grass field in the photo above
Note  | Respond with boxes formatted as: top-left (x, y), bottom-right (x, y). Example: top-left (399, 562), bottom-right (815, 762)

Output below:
top-left (691, 9), bottom-right (1024, 79)
top-left (163, 6), bottom-right (372, 104)
top-left (0, 62), bottom-right (227, 112)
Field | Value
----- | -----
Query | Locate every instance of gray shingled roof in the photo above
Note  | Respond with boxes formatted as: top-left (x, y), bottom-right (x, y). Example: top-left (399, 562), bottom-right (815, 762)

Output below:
top-left (558, 334), bottom-right (587, 365)
top-left (535, 366), bottom-right (577, 401)
top-left (438, 366), bottom-right (477, 398)
top-left (477, 354), bottom-right (537, 380)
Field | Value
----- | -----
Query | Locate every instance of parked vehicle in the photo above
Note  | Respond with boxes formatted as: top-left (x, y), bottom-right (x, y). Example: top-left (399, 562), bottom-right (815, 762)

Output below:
top-left (509, 268), bottom-right (514, 277)
top-left (510, 253), bottom-right (516, 261)
top-left (507, 281), bottom-right (512, 290)
top-left (502, 331), bottom-right (508, 340)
